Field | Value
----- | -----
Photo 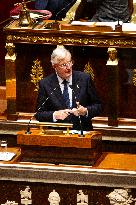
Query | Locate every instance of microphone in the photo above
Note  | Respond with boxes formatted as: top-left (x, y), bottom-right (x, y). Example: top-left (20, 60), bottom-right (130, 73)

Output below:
top-left (25, 86), bottom-right (58, 134)
top-left (45, 0), bottom-right (75, 29)
top-left (55, 0), bottom-right (75, 21)
top-left (69, 84), bottom-right (84, 137)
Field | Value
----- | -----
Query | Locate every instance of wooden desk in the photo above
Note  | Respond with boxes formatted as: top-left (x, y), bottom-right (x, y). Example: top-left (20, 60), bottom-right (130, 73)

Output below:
top-left (17, 129), bottom-right (102, 165)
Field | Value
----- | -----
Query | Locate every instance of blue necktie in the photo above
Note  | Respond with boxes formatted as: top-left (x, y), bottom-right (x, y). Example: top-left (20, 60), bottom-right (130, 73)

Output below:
top-left (62, 80), bottom-right (70, 108)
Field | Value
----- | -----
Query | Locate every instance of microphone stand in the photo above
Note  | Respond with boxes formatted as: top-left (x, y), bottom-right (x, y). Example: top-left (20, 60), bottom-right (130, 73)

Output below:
top-left (70, 85), bottom-right (84, 137)
top-left (25, 115), bottom-right (33, 134)
top-left (76, 104), bottom-right (84, 137)
top-left (25, 87), bottom-right (58, 134)
top-left (45, 0), bottom-right (75, 30)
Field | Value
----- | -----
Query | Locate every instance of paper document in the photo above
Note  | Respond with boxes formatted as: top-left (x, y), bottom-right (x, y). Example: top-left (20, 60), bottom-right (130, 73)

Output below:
top-left (0, 152), bottom-right (15, 161)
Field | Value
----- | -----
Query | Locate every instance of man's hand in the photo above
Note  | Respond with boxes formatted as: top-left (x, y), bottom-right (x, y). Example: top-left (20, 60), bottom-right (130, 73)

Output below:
top-left (71, 102), bottom-right (88, 116)
top-left (53, 109), bottom-right (71, 120)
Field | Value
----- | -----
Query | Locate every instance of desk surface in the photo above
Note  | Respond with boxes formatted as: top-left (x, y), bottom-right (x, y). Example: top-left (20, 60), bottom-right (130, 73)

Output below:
top-left (95, 152), bottom-right (136, 171)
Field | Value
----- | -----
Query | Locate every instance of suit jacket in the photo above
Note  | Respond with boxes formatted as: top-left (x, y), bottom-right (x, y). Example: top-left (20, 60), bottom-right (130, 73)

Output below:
top-left (88, 0), bottom-right (131, 22)
top-left (35, 71), bottom-right (102, 131)
top-left (75, 0), bottom-right (131, 22)
top-left (35, 0), bottom-right (76, 19)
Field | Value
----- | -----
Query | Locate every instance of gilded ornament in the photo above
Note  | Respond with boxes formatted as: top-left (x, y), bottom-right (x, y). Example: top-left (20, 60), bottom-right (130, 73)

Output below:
top-left (30, 59), bottom-right (43, 91)
top-left (18, 0), bottom-right (33, 27)
top-left (132, 68), bottom-right (136, 86)
top-left (84, 62), bottom-right (95, 81)
top-left (9, 34), bottom-right (136, 48)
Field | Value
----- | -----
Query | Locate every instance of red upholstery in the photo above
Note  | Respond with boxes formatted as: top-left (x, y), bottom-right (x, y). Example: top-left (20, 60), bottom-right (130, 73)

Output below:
top-left (10, 2), bottom-right (52, 19)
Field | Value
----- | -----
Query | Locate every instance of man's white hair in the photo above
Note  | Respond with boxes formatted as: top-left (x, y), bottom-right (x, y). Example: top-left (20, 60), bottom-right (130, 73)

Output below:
top-left (51, 45), bottom-right (71, 65)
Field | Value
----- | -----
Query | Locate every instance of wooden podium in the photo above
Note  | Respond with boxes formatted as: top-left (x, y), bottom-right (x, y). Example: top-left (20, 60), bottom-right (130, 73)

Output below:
top-left (17, 129), bottom-right (102, 165)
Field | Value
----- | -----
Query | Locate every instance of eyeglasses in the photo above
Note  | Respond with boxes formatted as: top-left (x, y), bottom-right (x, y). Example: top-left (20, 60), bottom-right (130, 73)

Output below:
top-left (58, 61), bottom-right (72, 68)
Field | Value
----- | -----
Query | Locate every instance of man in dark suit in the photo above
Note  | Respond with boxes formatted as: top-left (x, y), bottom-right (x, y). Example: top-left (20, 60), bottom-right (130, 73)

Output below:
top-left (90, 0), bottom-right (131, 22)
top-left (35, 0), bottom-right (76, 19)
top-left (75, 0), bottom-right (131, 22)
top-left (35, 46), bottom-right (102, 131)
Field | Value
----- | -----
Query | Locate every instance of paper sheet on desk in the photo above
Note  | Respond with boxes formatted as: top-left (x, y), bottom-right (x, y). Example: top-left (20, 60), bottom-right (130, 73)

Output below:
top-left (122, 23), bottom-right (136, 31)
top-left (0, 152), bottom-right (15, 161)
top-left (63, 130), bottom-right (90, 135)
top-left (72, 21), bottom-right (136, 32)
top-left (71, 21), bottom-right (117, 30)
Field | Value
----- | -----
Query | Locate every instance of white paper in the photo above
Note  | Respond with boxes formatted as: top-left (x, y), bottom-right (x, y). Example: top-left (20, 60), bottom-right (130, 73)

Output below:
top-left (0, 152), bottom-right (15, 161)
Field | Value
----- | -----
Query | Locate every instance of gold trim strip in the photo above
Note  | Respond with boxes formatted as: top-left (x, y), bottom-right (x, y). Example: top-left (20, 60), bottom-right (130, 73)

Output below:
top-left (6, 35), bottom-right (136, 48)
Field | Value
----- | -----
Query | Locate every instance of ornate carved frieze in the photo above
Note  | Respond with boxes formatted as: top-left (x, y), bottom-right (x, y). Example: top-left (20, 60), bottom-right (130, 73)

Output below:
top-left (6, 34), bottom-right (136, 48)
top-left (2, 185), bottom-right (136, 205)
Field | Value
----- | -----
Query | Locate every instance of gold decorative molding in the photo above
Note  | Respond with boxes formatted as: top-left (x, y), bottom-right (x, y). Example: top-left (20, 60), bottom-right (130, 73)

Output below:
top-left (132, 68), bottom-right (136, 86)
top-left (6, 34), bottom-right (136, 48)
top-left (84, 62), bottom-right (95, 81)
top-left (30, 59), bottom-right (43, 91)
